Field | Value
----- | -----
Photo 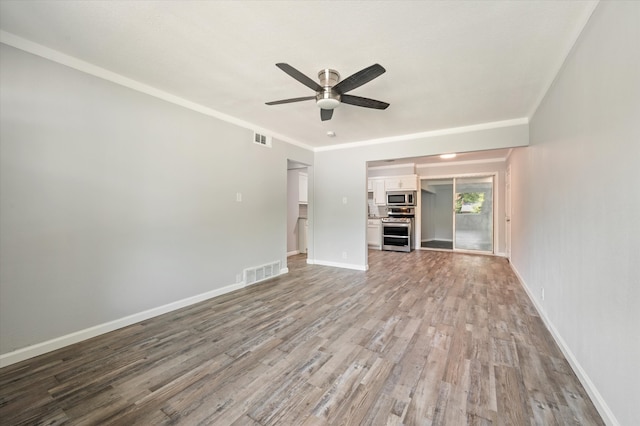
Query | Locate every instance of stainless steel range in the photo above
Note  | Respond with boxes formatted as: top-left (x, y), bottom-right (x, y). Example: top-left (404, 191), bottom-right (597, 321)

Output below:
top-left (382, 207), bottom-right (415, 252)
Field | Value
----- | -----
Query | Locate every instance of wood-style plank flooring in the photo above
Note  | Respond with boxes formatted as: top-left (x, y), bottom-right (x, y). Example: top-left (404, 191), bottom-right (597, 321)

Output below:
top-left (0, 250), bottom-right (604, 425)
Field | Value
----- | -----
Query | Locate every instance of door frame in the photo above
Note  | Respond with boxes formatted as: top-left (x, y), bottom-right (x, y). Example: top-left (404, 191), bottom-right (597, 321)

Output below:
top-left (505, 165), bottom-right (512, 259)
top-left (418, 172), bottom-right (499, 255)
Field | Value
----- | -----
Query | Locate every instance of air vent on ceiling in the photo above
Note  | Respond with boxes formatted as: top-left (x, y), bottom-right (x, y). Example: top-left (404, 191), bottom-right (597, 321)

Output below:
top-left (244, 260), bottom-right (281, 286)
top-left (253, 132), bottom-right (272, 147)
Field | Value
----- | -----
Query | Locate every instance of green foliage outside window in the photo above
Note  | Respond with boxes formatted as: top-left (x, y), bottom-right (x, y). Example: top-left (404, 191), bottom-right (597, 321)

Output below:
top-left (455, 192), bottom-right (485, 214)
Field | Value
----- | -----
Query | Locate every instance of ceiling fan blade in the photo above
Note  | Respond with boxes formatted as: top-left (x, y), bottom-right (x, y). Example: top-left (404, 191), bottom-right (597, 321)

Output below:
top-left (341, 94), bottom-right (390, 110)
top-left (276, 63), bottom-right (323, 92)
top-left (266, 96), bottom-right (316, 106)
top-left (332, 64), bottom-right (386, 94)
top-left (320, 108), bottom-right (333, 121)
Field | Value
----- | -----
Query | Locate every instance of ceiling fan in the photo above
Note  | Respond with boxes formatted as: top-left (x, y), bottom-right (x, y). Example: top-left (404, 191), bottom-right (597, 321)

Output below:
top-left (266, 63), bottom-right (390, 121)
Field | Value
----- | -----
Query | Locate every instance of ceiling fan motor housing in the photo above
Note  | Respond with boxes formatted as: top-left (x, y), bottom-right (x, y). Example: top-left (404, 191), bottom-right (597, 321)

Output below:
top-left (316, 69), bottom-right (341, 109)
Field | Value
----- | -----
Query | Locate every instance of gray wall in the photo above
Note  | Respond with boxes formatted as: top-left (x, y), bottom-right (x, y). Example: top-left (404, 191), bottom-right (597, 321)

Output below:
top-left (0, 44), bottom-right (313, 355)
top-left (508, 2), bottom-right (639, 425)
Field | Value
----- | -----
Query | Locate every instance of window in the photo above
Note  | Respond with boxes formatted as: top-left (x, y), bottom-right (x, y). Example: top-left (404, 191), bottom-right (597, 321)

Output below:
top-left (455, 192), bottom-right (485, 214)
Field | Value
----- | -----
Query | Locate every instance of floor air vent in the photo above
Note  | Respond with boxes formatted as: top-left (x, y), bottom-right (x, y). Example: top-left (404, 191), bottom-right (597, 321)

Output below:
top-left (244, 260), bottom-right (281, 286)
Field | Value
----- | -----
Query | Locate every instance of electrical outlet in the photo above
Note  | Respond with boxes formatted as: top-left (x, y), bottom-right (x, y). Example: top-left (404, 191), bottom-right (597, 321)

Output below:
top-left (342, 196), bottom-right (348, 204)
top-left (236, 192), bottom-right (242, 202)
top-left (342, 251), bottom-right (347, 259)
top-left (541, 287), bottom-right (545, 301)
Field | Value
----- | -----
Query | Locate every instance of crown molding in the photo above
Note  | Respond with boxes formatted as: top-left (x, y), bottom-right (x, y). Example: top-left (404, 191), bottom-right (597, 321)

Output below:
top-left (416, 157), bottom-right (507, 169)
top-left (314, 117), bottom-right (529, 152)
top-left (528, 1), bottom-right (600, 119)
top-left (0, 31), bottom-right (314, 152)
top-left (368, 163), bottom-right (416, 171)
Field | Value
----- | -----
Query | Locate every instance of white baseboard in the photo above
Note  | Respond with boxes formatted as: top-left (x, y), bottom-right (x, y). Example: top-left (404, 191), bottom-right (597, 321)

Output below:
top-left (286, 250), bottom-right (300, 257)
top-left (509, 264), bottom-right (619, 426)
top-left (306, 258), bottom-right (368, 271)
top-left (0, 277), bottom-right (267, 368)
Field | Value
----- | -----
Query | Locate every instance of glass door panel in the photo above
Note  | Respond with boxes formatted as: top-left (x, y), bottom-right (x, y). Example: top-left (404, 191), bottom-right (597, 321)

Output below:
top-left (420, 179), bottom-right (454, 250)
top-left (454, 176), bottom-right (494, 252)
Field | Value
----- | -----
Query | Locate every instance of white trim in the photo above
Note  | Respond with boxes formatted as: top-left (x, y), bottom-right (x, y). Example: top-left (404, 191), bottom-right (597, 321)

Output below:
top-left (314, 118), bottom-right (529, 152)
top-left (418, 171), bottom-right (499, 181)
top-left (416, 157), bottom-right (506, 169)
top-left (493, 173), bottom-right (499, 256)
top-left (0, 31), bottom-right (314, 152)
top-left (528, 1), bottom-right (600, 119)
top-left (280, 267), bottom-right (289, 274)
top-left (505, 148), bottom-right (514, 162)
top-left (510, 263), bottom-right (620, 426)
top-left (368, 163), bottom-right (417, 171)
top-left (0, 279), bottom-right (255, 368)
top-left (287, 250), bottom-right (300, 257)
top-left (306, 258), bottom-right (368, 271)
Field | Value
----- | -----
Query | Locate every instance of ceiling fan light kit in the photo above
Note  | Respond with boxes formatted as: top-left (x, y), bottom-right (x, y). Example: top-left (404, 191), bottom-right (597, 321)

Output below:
top-left (316, 88), bottom-right (341, 110)
top-left (317, 69), bottom-right (341, 109)
top-left (266, 63), bottom-right (389, 121)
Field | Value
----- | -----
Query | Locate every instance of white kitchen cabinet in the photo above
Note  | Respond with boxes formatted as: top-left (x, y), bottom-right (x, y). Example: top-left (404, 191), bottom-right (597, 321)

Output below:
top-left (385, 175), bottom-right (418, 191)
top-left (373, 179), bottom-right (386, 205)
top-left (367, 219), bottom-right (382, 249)
top-left (298, 172), bottom-right (308, 204)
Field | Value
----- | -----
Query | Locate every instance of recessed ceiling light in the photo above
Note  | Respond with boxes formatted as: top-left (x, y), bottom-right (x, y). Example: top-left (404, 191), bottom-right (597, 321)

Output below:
top-left (440, 153), bottom-right (456, 159)
top-left (326, 131), bottom-right (336, 137)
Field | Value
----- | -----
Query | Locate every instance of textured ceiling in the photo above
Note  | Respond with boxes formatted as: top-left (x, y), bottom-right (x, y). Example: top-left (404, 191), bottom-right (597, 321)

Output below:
top-left (0, 1), bottom-right (597, 149)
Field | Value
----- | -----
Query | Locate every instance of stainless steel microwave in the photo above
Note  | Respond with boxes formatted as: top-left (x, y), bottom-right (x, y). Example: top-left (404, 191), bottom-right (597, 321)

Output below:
top-left (386, 191), bottom-right (416, 206)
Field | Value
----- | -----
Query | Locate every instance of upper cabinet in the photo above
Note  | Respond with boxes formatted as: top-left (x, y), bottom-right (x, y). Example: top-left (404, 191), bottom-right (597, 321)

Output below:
top-left (384, 175), bottom-right (418, 191)
top-left (372, 179), bottom-right (386, 205)
top-left (368, 174), bottom-right (418, 205)
top-left (299, 172), bottom-right (308, 204)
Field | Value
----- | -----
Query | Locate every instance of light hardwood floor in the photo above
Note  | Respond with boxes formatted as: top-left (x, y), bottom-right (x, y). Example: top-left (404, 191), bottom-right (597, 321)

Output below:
top-left (0, 250), bottom-right (603, 425)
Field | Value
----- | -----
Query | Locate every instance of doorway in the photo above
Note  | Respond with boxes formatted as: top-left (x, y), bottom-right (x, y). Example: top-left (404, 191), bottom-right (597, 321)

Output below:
top-left (421, 175), bottom-right (495, 254)
top-left (287, 160), bottom-right (309, 259)
top-left (421, 179), bottom-right (454, 249)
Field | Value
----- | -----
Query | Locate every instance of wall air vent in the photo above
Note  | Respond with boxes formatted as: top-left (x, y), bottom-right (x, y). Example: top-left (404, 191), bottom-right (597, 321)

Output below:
top-left (253, 132), bottom-right (272, 147)
top-left (244, 260), bottom-right (281, 286)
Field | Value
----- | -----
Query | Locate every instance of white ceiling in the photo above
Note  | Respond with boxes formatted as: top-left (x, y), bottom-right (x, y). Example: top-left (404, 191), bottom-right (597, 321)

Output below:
top-left (0, 1), bottom-right (597, 149)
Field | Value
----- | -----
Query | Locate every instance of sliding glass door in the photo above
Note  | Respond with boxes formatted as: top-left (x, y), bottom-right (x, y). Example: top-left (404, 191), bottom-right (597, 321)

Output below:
top-left (453, 176), bottom-right (494, 252)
